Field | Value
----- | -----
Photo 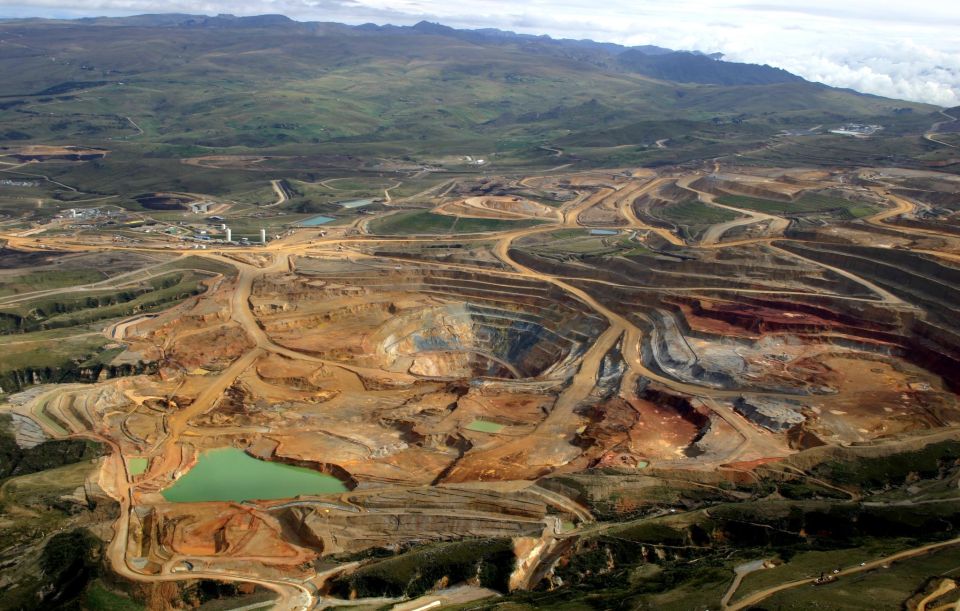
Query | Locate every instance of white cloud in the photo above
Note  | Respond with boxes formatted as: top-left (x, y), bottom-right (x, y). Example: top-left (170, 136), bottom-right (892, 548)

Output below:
top-left (0, 0), bottom-right (958, 105)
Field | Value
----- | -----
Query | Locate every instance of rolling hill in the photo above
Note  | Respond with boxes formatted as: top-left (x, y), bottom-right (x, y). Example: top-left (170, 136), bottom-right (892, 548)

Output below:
top-left (0, 14), bottom-right (943, 196)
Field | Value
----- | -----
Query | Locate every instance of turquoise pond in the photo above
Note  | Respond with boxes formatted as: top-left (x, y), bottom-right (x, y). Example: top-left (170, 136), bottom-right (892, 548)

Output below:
top-left (590, 229), bottom-right (619, 235)
top-left (128, 457), bottom-right (148, 476)
top-left (465, 419), bottom-right (505, 433)
top-left (299, 215), bottom-right (336, 226)
top-left (161, 448), bottom-right (347, 502)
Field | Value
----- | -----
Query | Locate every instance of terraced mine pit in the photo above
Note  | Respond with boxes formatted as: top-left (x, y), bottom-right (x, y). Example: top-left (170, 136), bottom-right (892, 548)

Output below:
top-left (253, 258), bottom-right (606, 381)
top-left (4, 162), bottom-right (960, 610)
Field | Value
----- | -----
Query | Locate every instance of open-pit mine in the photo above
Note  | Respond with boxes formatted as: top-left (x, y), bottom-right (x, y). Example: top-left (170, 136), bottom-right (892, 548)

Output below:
top-left (3, 162), bottom-right (960, 610)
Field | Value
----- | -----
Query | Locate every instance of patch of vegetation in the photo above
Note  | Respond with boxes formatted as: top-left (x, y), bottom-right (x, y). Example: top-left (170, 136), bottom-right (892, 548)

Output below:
top-left (331, 539), bottom-right (515, 599)
top-left (0, 271), bottom-right (208, 334)
top-left (0, 269), bottom-right (107, 298)
top-left (39, 529), bottom-right (104, 607)
top-left (0, 329), bottom-right (157, 394)
top-left (733, 539), bottom-right (913, 603)
top-left (758, 545), bottom-right (960, 610)
top-left (370, 211), bottom-right (544, 235)
top-left (470, 441), bottom-right (960, 610)
top-left (1, 129), bottom-right (31, 140)
top-left (0, 414), bottom-right (105, 479)
top-left (648, 198), bottom-right (741, 239)
top-left (181, 582), bottom-right (276, 610)
top-left (717, 193), bottom-right (877, 217)
top-left (656, 198), bottom-right (739, 224)
top-left (83, 580), bottom-right (145, 611)
top-left (810, 440), bottom-right (960, 491)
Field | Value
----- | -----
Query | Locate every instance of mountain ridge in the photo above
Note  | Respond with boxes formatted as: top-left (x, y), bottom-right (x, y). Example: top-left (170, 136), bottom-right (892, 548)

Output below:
top-left (0, 13), bottom-right (803, 87)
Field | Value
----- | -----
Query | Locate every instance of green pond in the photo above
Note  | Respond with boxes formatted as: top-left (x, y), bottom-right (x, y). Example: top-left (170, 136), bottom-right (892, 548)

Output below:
top-left (466, 419), bottom-right (504, 434)
top-left (128, 457), bottom-right (148, 476)
top-left (161, 448), bottom-right (347, 503)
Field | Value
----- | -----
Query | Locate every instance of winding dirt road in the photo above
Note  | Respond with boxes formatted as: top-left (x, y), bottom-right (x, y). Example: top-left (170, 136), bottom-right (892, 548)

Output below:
top-left (267, 180), bottom-right (290, 207)
top-left (725, 537), bottom-right (960, 611)
top-left (925, 109), bottom-right (959, 149)
top-left (676, 174), bottom-right (790, 246)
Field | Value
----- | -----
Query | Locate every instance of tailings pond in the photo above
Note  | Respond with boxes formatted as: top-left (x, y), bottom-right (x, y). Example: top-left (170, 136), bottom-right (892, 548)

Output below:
top-left (161, 448), bottom-right (347, 502)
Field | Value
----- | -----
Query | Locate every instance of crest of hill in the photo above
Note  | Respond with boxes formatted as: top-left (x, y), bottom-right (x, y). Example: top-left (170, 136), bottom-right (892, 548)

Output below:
top-left (616, 48), bottom-right (804, 86)
top-left (6, 13), bottom-right (799, 87)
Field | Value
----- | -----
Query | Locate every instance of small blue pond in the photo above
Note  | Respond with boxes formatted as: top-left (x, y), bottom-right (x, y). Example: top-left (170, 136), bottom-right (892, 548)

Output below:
top-left (590, 229), bottom-right (619, 236)
top-left (299, 215), bottom-right (336, 226)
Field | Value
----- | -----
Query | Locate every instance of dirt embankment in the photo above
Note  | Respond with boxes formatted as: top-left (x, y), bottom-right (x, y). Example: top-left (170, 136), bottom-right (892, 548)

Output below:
top-left (4, 145), bottom-right (108, 161)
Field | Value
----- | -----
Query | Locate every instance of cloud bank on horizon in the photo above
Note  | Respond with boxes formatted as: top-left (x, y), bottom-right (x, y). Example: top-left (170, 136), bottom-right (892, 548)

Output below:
top-left (2, 0), bottom-right (958, 106)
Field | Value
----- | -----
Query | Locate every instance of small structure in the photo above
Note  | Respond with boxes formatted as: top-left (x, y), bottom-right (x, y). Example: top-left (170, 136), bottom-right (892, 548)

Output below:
top-left (225, 227), bottom-right (232, 242)
top-left (829, 124), bottom-right (881, 137)
top-left (260, 228), bottom-right (267, 244)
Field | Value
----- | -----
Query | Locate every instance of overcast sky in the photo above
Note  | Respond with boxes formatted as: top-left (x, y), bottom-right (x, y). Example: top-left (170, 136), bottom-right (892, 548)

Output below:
top-left (2, 0), bottom-right (959, 106)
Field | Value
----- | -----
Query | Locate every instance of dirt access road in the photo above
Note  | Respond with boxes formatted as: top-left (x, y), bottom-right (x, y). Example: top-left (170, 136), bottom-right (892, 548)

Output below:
top-left (266, 179), bottom-right (291, 207)
top-left (925, 109), bottom-right (959, 149)
top-left (725, 537), bottom-right (960, 611)
top-left (676, 174), bottom-right (790, 246)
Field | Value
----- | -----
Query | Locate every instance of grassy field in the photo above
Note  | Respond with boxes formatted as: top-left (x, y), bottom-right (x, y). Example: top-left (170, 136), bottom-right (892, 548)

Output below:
top-left (717, 193), bottom-right (877, 217)
top-left (0, 250), bottom-right (169, 297)
top-left (756, 545), bottom-right (960, 610)
top-left (650, 198), bottom-right (742, 239)
top-left (83, 581), bottom-right (145, 611)
top-left (732, 539), bottom-right (917, 603)
top-left (0, 270), bottom-right (210, 333)
top-left (0, 460), bottom-right (100, 558)
top-left (0, 268), bottom-right (106, 297)
top-left (0, 253), bottom-right (233, 392)
top-left (0, 460), bottom-right (144, 610)
top-left (0, 328), bottom-right (110, 376)
top-left (369, 211), bottom-right (545, 235)
top-left (656, 198), bottom-right (741, 225)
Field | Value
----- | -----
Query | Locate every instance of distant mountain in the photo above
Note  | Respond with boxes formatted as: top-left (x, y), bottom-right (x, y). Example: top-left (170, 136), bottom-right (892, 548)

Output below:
top-left (617, 49), bottom-right (804, 86)
top-left (0, 12), bottom-right (934, 167)
top-left (358, 20), bottom-right (672, 57)
top-left (12, 13), bottom-right (791, 86)
top-left (73, 13), bottom-right (298, 28)
top-left (75, 13), bottom-right (199, 27)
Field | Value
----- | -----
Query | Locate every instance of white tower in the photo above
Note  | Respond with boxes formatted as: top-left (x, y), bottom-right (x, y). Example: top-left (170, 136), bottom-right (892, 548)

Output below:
top-left (260, 228), bottom-right (267, 244)
top-left (225, 227), bottom-right (232, 242)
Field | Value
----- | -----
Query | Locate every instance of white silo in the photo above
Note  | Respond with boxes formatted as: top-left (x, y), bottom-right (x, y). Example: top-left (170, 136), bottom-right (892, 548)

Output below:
top-left (260, 228), bottom-right (267, 244)
top-left (225, 227), bottom-right (232, 242)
